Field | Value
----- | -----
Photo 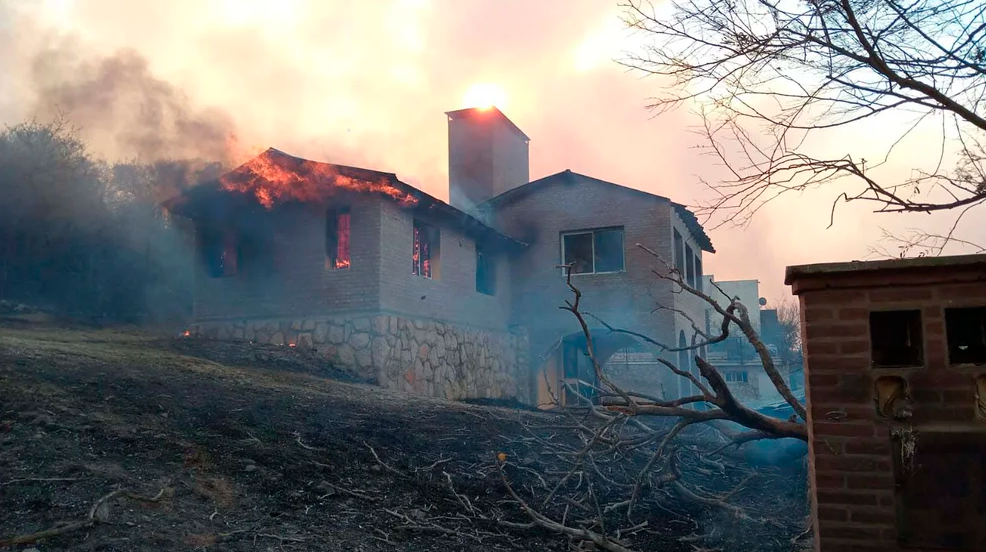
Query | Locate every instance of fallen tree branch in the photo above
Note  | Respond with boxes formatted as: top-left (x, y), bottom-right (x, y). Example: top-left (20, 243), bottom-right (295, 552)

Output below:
top-left (496, 455), bottom-right (638, 552)
top-left (364, 441), bottom-right (406, 478)
top-left (318, 481), bottom-right (379, 502)
top-left (0, 487), bottom-right (167, 547)
top-left (1, 477), bottom-right (79, 486)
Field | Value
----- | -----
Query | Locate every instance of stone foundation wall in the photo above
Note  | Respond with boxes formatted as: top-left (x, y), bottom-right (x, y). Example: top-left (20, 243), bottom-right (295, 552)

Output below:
top-left (187, 313), bottom-right (530, 403)
top-left (602, 362), bottom-right (669, 399)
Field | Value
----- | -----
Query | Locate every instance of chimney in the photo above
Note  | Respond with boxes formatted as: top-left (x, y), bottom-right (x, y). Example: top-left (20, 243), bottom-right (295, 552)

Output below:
top-left (446, 107), bottom-right (530, 216)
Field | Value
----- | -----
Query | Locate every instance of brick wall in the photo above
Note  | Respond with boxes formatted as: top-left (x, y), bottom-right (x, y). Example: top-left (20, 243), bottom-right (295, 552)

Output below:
top-left (376, 200), bottom-right (513, 331)
top-left (788, 255), bottom-right (986, 552)
top-left (490, 174), bottom-right (680, 399)
top-left (193, 194), bottom-right (382, 320)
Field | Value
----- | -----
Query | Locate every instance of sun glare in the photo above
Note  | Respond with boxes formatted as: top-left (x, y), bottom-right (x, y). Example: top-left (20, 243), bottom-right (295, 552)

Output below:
top-left (462, 83), bottom-right (507, 110)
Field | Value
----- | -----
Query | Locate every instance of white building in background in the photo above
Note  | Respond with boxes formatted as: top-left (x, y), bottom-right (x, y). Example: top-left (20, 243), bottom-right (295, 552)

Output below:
top-left (702, 276), bottom-right (804, 407)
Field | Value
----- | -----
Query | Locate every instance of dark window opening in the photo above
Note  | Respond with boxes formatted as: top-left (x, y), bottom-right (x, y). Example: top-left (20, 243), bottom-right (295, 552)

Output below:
top-left (674, 229), bottom-right (684, 277)
top-left (562, 227), bottom-right (624, 275)
top-left (685, 244), bottom-right (696, 288)
top-left (945, 307), bottom-right (986, 365)
top-left (202, 226), bottom-right (238, 278)
top-left (870, 310), bottom-right (924, 368)
top-left (412, 220), bottom-right (439, 278)
top-left (677, 331), bottom-right (690, 399)
top-left (725, 371), bottom-right (749, 383)
top-left (695, 256), bottom-right (703, 292)
top-left (476, 245), bottom-right (495, 295)
top-left (326, 207), bottom-right (351, 269)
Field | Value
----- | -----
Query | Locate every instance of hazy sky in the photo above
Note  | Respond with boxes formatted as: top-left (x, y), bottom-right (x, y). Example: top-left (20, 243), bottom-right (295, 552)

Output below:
top-left (1, 0), bottom-right (981, 302)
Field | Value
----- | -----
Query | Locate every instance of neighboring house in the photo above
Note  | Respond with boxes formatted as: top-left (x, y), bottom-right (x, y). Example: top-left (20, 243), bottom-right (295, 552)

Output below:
top-left (701, 276), bottom-right (805, 406)
top-left (166, 107), bottom-right (714, 406)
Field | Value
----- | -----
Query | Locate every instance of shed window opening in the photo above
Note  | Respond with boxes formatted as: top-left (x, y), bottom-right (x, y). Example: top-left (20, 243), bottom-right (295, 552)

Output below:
top-left (945, 307), bottom-right (986, 365)
top-left (870, 310), bottom-right (924, 368)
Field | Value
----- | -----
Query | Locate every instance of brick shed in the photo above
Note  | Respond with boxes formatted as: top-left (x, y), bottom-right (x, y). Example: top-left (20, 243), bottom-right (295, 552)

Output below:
top-left (786, 254), bottom-right (986, 552)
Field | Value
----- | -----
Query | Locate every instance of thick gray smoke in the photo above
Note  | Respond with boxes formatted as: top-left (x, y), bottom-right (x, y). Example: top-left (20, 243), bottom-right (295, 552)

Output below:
top-left (29, 47), bottom-right (237, 165)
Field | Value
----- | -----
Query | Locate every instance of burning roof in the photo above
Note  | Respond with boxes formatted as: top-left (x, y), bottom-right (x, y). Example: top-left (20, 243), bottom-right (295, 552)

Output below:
top-left (224, 147), bottom-right (417, 209)
top-left (163, 148), bottom-right (525, 249)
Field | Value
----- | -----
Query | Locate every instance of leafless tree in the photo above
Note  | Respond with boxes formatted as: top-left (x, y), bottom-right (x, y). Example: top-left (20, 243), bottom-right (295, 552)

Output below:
top-left (0, 117), bottom-right (197, 322)
top-left (620, 0), bottom-right (986, 254)
top-left (495, 246), bottom-right (809, 552)
top-left (775, 298), bottom-right (804, 366)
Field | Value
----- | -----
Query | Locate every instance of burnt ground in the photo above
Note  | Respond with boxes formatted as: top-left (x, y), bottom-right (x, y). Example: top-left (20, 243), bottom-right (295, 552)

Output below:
top-left (0, 315), bottom-right (810, 552)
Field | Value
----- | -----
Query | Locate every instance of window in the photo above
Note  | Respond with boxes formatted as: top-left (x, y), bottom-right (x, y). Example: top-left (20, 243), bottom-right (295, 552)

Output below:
top-left (202, 226), bottom-right (238, 278)
top-left (945, 307), bottom-right (986, 365)
top-left (561, 227), bottom-right (624, 275)
top-left (476, 245), bottom-right (495, 295)
top-left (725, 371), bottom-right (749, 383)
top-left (326, 207), bottom-right (351, 269)
top-left (676, 331), bottom-right (690, 399)
top-left (695, 255), bottom-right (703, 292)
top-left (870, 310), bottom-right (924, 368)
top-left (412, 220), bottom-right (439, 278)
top-left (685, 245), bottom-right (695, 288)
top-left (673, 229), bottom-right (684, 275)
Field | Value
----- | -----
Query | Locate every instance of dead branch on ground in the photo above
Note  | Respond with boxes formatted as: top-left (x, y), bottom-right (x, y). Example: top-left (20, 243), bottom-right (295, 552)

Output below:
top-left (0, 487), bottom-right (167, 547)
top-left (493, 253), bottom-right (809, 551)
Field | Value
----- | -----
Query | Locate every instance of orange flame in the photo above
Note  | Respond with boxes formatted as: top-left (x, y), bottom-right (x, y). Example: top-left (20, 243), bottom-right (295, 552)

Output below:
top-left (219, 149), bottom-right (418, 210)
top-left (183, 330), bottom-right (191, 337)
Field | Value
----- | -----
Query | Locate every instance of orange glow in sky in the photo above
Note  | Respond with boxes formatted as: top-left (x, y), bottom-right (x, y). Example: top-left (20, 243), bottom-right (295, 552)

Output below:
top-left (461, 83), bottom-right (507, 111)
top-left (1, 0), bottom-right (976, 301)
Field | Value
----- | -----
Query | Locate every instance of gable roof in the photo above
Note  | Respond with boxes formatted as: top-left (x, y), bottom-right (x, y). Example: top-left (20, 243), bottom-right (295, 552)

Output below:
top-left (163, 148), bottom-right (526, 250)
top-left (482, 170), bottom-right (715, 253)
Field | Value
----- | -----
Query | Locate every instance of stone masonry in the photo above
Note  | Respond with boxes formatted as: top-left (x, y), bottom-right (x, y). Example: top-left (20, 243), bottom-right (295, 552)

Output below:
top-left (187, 313), bottom-right (529, 403)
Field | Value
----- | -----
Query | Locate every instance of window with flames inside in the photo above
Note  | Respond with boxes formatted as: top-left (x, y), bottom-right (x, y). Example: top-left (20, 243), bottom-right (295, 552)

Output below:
top-left (412, 220), bottom-right (439, 278)
top-left (326, 207), bottom-right (351, 269)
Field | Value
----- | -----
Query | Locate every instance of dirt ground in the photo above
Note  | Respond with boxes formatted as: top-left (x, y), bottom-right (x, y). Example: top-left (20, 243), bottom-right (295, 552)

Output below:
top-left (0, 315), bottom-right (809, 551)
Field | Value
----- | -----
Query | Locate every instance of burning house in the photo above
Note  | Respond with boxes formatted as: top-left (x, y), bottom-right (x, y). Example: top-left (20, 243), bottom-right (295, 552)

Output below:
top-left (167, 107), bottom-right (713, 405)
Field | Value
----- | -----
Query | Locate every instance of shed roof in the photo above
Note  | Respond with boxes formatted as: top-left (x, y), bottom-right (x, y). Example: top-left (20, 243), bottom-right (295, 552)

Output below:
top-left (784, 254), bottom-right (986, 285)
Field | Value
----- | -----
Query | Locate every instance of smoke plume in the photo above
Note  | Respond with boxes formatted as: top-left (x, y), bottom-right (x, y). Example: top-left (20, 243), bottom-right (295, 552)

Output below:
top-left (30, 47), bottom-right (237, 165)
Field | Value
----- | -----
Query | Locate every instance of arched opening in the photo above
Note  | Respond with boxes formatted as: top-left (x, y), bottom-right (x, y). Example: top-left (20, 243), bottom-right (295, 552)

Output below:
top-left (676, 331), bottom-right (689, 399)
top-left (535, 330), bottom-right (639, 408)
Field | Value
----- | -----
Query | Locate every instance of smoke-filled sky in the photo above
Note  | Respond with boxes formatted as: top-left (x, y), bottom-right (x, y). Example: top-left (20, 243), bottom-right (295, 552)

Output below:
top-left (1, 0), bottom-right (981, 301)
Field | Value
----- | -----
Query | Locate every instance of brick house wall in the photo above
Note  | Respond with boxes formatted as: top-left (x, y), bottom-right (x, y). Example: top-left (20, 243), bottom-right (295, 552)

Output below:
top-left (188, 191), bottom-right (529, 403)
top-left (377, 200), bottom-right (513, 331)
top-left (787, 255), bottom-right (986, 552)
top-left (193, 194), bottom-right (382, 321)
top-left (489, 172), bottom-right (695, 401)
